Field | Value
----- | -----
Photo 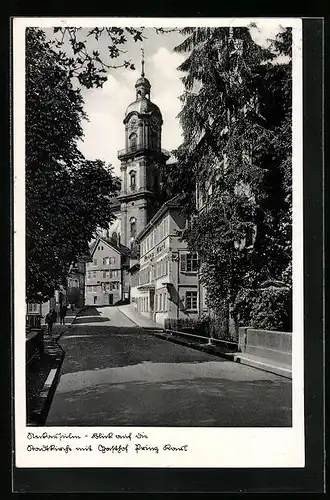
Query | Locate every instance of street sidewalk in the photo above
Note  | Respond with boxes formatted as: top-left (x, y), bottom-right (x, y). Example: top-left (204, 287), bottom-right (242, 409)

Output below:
top-left (27, 310), bottom-right (81, 426)
top-left (117, 304), bottom-right (164, 330)
top-left (230, 352), bottom-right (292, 379)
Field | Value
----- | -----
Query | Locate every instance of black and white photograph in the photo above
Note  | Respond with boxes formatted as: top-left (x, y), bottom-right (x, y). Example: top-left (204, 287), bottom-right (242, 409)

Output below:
top-left (14, 17), bottom-right (305, 469)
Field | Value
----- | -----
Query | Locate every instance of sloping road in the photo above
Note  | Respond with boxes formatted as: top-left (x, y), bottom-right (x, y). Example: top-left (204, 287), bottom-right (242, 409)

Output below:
top-left (46, 306), bottom-right (292, 427)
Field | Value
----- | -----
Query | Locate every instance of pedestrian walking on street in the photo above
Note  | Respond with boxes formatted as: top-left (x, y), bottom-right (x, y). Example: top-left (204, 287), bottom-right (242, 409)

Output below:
top-left (45, 309), bottom-right (57, 335)
top-left (59, 304), bottom-right (67, 325)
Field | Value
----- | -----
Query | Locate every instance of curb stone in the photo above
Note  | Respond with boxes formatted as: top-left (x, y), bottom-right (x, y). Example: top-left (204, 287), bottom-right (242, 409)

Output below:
top-left (151, 331), bottom-right (292, 379)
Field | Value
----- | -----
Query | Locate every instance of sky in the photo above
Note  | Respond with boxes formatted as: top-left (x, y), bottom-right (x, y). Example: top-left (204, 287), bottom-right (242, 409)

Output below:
top-left (47, 22), bottom-right (287, 177)
top-left (76, 29), bottom-right (186, 175)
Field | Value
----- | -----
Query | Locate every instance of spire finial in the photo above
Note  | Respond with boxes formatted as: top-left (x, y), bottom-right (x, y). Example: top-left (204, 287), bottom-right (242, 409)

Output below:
top-left (141, 47), bottom-right (145, 77)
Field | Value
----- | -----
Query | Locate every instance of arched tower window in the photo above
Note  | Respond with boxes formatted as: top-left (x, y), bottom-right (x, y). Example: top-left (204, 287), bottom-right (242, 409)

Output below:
top-left (129, 133), bottom-right (137, 150)
top-left (130, 171), bottom-right (136, 190)
top-left (130, 217), bottom-right (137, 239)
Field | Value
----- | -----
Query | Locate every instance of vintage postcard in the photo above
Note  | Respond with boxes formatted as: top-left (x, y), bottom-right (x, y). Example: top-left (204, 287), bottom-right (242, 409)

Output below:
top-left (14, 17), bottom-right (304, 469)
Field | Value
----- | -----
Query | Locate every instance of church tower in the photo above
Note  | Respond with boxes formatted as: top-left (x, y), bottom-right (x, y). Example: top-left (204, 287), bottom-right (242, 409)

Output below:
top-left (117, 53), bottom-right (169, 248)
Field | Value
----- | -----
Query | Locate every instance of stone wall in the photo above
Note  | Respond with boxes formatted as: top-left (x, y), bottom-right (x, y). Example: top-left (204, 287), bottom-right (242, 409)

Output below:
top-left (238, 327), bottom-right (292, 366)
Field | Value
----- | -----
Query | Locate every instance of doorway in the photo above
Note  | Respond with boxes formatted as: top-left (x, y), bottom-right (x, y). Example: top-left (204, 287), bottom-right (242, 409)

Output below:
top-left (108, 294), bottom-right (114, 306)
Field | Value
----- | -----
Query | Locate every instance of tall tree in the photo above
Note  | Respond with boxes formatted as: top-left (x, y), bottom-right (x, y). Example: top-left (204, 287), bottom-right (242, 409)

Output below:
top-left (26, 28), bottom-right (121, 302)
top-left (50, 26), bottom-right (145, 88)
top-left (171, 26), bottom-right (292, 329)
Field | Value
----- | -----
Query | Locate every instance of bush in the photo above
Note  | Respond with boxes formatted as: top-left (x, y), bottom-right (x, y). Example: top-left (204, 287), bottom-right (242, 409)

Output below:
top-left (234, 286), bottom-right (292, 332)
top-left (164, 318), bottom-right (210, 337)
top-left (164, 314), bottom-right (233, 341)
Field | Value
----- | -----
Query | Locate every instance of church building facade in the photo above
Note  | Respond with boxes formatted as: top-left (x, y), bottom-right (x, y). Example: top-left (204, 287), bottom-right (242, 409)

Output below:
top-left (82, 59), bottom-right (205, 320)
top-left (117, 62), bottom-right (169, 249)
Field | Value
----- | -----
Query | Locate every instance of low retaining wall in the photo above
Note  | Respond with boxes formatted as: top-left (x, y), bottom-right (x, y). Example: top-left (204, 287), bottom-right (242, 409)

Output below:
top-left (26, 328), bottom-right (44, 365)
top-left (239, 327), bottom-right (292, 366)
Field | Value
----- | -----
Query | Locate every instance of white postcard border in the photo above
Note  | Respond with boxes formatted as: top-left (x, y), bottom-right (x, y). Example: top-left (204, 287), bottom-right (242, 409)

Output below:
top-left (14, 17), bottom-right (304, 469)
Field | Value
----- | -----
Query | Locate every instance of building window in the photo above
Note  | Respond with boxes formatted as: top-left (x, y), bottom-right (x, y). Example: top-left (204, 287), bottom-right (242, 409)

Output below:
top-left (186, 291), bottom-right (198, 310)
top-left (110, 282), bottom-right (119, 291)
top-left (130, 133), bottom-right (137, 150)
top-left (93, 258), bottom-right (97, 265)
top-left (156, 258), bottom-right (165, 278)
top-left (158, 292), bottom-right (168, 312)
top-left (180, 253), bottom-right (198, 273)
top-left (130, 218), bottom-right (137, 239)
top-left (28, 303), bottom-right (39, 313)
top-left (92, 271), bottom-right (96, 278)
top-left (103, 256), bottom-right (116, 266)
top-left (112, 232), bottom-right (118, 244)
top-left (139, 268), bottom-right (150, 285)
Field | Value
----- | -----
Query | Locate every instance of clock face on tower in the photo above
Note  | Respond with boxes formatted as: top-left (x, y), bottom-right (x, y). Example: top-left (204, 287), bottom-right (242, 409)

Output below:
top-left (128, 117), bottom-right (138, 133)
top-left (150, 115), bottom-right (159, 132)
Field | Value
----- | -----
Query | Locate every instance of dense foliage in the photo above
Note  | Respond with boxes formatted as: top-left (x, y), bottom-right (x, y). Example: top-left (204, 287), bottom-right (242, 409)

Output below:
top-left (26, 29), bottom-right (121, 301)
top-left (233, 286), bottom-right (292, 332)
top-left (169, 26), bottom-right (292, 331)
top-left (51, 27), bottom-right (145, 88)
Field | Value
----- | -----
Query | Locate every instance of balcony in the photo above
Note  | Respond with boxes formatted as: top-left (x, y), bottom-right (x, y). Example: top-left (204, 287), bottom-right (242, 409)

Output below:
top-left (117, 145), bottom-right (170, 159)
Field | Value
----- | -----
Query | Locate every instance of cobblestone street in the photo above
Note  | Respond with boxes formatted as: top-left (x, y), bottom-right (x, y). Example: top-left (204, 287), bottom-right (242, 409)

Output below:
top-left (46, 307), bottom-right (292, 427)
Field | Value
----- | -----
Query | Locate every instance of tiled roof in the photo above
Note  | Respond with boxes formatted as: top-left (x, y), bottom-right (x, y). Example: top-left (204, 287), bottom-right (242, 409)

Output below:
top-left (135, 194), bottom-right (183, 243)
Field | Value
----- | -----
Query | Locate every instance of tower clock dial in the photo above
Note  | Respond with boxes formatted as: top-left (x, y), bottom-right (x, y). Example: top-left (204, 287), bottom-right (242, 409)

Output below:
top-left (128, 117), bottom-right (138, 133)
